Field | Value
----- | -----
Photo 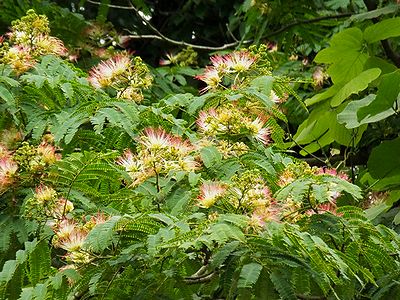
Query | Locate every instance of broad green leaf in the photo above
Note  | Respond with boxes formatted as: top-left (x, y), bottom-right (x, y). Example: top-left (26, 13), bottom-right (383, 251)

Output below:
top-left (305, 84), bottom-right (341, 106)
top-left (238, 263), bottom-right (263, 288)
top-left (327, 52), bottom-right (369, 84)
top-left (315, 28), bottom-right (368, 84)
top-left (315, 28), bottom-right (364, 62)
top-left (368, 137), bottom-right (400, 179)
top-left (364, 57), bottom-right (397, 75)
top-left (300, 131), bottom-right (334, 156)
top-left (358, 70), bottom-right (400, 120)
top-left (294, 103), bottom-right (333, 145)
top-left (365, 202), bottom-right (391, 220)
top-left (337, 94), bottom-right (395, 128)
top-left (364, 17), bottom-right (400, 43)
top-left (330, 68), bottom-right (381, 107)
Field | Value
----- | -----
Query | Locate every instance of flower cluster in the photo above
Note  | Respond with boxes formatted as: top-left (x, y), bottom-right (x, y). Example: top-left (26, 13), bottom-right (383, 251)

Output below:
top-left (52, 214), bottom-right (108, 264)
top-left (277, 163), bottom-right (351, 218)
top-left (0, 10), bottom-right (67, 75)
top-left (196, 164), bottom-right (351, 229)
top-left (88, 54), bottom-right (153, 102)
top-left (13, 141), bottom-right (61, 173)
top-left (196, 103), bottom-right (271, 157)
top-left (195, 50), bottom-right (257, 92)
top-left (118, 128), bottom-right (199, 187)
top-left (197, 170), bottom-right (280, 228)
top-left (0, 136), bottom-right (61, 196)
top-left (24, 185), bottom-right (74, 221)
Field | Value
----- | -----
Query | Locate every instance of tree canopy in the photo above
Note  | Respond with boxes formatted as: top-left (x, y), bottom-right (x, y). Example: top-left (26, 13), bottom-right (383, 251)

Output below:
top-left (1, 1), bottom-right (400, 299)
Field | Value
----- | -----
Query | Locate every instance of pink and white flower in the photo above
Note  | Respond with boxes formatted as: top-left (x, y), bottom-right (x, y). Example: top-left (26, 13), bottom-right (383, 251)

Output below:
top-left (197, 182), bottom-right (227, 208)
top-left (0, 157), bottom-right (18, 189)
top-left (34, 185), bottom-right (57, 203)
top-left (195, 67), bottom-right (222, 93)
top-left (224, 51), bottom-right (256, 72)
top-left (139, 127), bottom-right (173, 150)
top-left (248, 116), bottom-right (271, 145)
top-left (88, 54), bottom-right (131, 88)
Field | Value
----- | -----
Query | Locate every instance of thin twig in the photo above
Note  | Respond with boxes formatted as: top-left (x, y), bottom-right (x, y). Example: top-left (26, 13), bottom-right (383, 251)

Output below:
top-left (86, 0), bottom-right (351, 51)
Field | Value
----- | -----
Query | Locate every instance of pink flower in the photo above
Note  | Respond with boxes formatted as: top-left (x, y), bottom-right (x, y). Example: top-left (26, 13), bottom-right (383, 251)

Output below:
top-left (195, 67), bottom-right (221, 93)
top-left (0, 145), bottom-right (10, 159)
top-left (54, 219), bottom-right (87, 252)
top-left (316, 167), bottom-right (349, 181)
top-left (36, 35), bottom-right (68, 56)
top-left (34, 185), bottom-right (57, 203)
top-left (37, 142), bottom-right (60, 164)
top-left (306, 201), bottom-right (340, 216)
top-left (248, 116), bottom-right (271, 145)
top-left (139, 127), bottom-right (173, 150)
top-left (210, 54), bottom-right (228, 71)
top-left (0, 157), bottom-right (18, 189)
top-left (250, 204), bottom-right (281, 227)
top-left (196, 109), bottom-right (218, 133)
top-left (88, 54), bottom-right (131, 88)
top-left (197, 182), bottom-right (227, 208)
top-left (224, 51), bottom-right (256, 72)
top-left (117, 150), bottom-right (142, 173)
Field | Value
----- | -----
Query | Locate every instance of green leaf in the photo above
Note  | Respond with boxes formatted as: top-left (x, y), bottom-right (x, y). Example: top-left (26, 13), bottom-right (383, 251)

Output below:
top-left (358, 70), bottom-right (400, 120)
top-left (368, 137), bottom-right (400, 179)
top-left (314, 28), bottom-right (368, 84)
top-left (83, 216), bottom-right (121, 252)
top-left (330, 68), bottom-right (381, 107)
top-left (237, 263), bottom-right (263, 288)
top-left (364, 17), bottom-right (400, 43)
top-left (270, 270), bottom-right (297, 300)
top-left (305, 84), bottom-right (341, 106)
top-left (250, 75), bottom-right (274, 95)
top-left (350, 4), bottom-right (400, 22)
top-left (210, 241), bottom-right (240, 268)
top-left (337, 94), bottom-right (395, 129)
top-left (0, 84), bottom-right (14, 106)
top-left (200, 146), bottom-right (222, 168)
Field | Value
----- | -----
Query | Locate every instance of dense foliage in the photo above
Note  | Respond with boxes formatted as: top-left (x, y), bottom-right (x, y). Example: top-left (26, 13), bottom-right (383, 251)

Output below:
top-left (1, 1), bottom-right (400, 299)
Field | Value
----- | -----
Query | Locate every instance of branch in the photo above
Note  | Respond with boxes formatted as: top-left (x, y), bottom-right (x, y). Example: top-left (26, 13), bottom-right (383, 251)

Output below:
top-left (262, 13), bottom-right (352, 39)
top-left (86, 0), bottom-right (351, 51)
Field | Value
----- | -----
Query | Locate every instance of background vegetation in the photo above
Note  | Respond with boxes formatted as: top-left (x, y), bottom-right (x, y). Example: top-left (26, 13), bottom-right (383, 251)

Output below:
top-left (1, 0), bottom-right (400, 299)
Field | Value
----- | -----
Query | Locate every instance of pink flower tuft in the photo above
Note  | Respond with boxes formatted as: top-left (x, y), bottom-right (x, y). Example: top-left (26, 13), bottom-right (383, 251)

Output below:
top-left (197, 182), bottom-right (227, 208)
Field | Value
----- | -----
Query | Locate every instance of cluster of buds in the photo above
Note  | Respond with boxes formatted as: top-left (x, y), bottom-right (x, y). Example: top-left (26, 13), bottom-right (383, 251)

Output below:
top-left (159, 47), bottom-right (198, 67)
top-left (24, 185), bottom-right (74, 221)
top-left (88, 53), bottom-right (153, 102)
top-left (13, 141), bottom-right (61, 173)
top-left (195, 50), bottom-right (258, 92)
top-left (118, 128), bottom-right (199, 187)
top-left (52, 214), bottom-right (108, 264)
top-left (0, 10), bottom-right (67, 75)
